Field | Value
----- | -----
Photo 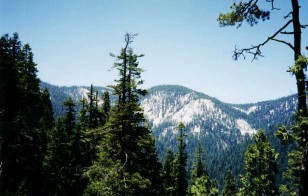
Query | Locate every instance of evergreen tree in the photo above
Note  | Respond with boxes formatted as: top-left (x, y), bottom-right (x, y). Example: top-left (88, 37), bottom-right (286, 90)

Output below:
top-left (40, 89), bottom-right (54, 130)
top-left (218, 1), bottom-right (308, 194)
top-left (191, 144), bottom-right (205, 179)
top-left (63, 97), bottom-right (76, 136)
top-left (174, 122), bottom-right (188, 196)
top-left (1, 33), bottom-right (53, 195)
top-left (70, 120), bottom-right (89, 195)
top-left (188, 143), bottom-right (217, 196)
top-left (280, 149), bottom-right (301, 196)
top-left (276, 124), bottom-right (302, 196)
top-left (163, 148), bottom-right (176, 195)
top-left (83, 85), bottom-right (102, 129)
top-left (45, 97), bottom-right (79, 195)
top-left (85, 33), bottom-right (162, 195)
top-left (221, 170), bottom-right (236, 196)
top-left (101, 90), bottom-right (111, 124)
top-left (45, 117), bottom-right (71, 195)
top-left (78, 97), bottom-right (88, 128)
top-left (1, 33), bottom-right (23, 195)
top-left (87, 84), bottom-right (95, 129)
top-left (239, 130), bottom-right (278, 196)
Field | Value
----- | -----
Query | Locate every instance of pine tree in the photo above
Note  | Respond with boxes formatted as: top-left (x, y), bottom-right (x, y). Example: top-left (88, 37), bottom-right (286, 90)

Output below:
top-left (1, 33), bottom-right (23, 195)
top-left (280, 149), bottom-right (301, 196)
top-left (221, 170), bottom-right (236, 196)
top-left (87, 84), bottom-right (95, 129)
top-left (218, 1), bottom-right (308, 194)
top-left (239, 129), bottom-right (278, 196)
top-left (78, 97), bottom-right (88, 128)
top-left (163, 148), bottom-right (176, 195)
top-left (101, 90), bottom-right (111, 124)
top-left (85, 33), bottom-right (162, 195)
top-left (63, 97), bottom-right (76, 136)
top-left (1, 33), bottom-right (54, 195)
top-left (83, 85), bottom-right (103, 129)
top-left (188, 143), bottom-right (217, 196)
top-left (174, 122), bottom-right (188, 196)
top-left (40, 89), bottom-right (54, 130)
top-left (45, 117), bottom-right (71, 195)
top-left (45, 97), bottom-right (79, 195)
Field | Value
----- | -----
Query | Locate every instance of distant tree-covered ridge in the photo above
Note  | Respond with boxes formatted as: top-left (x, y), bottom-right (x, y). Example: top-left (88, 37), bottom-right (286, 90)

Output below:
top-left (41, 81), bottom-right (297, 190)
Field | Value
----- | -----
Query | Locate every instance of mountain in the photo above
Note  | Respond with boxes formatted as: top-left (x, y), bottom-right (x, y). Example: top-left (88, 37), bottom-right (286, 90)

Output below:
top-left (40, 82), bottom-right (116, 118)
top-left (40, 81), bottom-right (296, 188)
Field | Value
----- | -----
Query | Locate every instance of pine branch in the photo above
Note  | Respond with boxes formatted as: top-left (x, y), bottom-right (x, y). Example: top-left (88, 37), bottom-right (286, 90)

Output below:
top-left (284, 11), bottom-right (293, 19)
top-left (301, 24), bottom-right (308, 28)
top-left (266, 0), bottom-right (280, 10)
top-left (270, 38), bottom-right (294, 50)
top-left (280, 31), bottom-right (294, 34)
top-left (233, 19), bottom-right (293, 61)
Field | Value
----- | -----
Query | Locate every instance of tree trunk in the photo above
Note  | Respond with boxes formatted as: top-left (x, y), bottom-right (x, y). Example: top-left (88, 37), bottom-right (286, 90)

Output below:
top-left (291, 0), bottom-right (308, 195)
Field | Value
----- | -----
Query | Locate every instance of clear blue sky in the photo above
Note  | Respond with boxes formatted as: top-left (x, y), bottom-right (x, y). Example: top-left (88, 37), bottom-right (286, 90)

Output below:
top-left (1, 0), bottom-right (307, 103)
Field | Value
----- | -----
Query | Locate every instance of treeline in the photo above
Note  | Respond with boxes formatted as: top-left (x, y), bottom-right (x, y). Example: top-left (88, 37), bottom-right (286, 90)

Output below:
top-left (0, 33), bottom-right (300, 195)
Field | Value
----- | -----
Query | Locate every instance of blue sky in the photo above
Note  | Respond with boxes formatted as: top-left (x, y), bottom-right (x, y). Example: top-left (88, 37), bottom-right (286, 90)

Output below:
top-left (1, 0), bottom-right (307, 103)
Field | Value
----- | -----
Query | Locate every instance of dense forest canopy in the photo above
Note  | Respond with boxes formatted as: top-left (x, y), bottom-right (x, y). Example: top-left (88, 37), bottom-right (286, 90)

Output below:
top-left (1, 0), bottom-right (307, 195)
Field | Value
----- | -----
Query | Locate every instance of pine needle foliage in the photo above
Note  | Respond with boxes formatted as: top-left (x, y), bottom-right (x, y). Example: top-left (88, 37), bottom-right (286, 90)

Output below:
top-left (85, 33), bottom-right (162, 195)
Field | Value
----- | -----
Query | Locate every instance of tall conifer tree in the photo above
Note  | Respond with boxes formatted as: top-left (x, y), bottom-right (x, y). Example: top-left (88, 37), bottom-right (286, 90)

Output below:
top-left (221, 170), bottom-right (236, 196)
top-left (1, 33), bottom-right (53, 195)
top-left (163, 148), bottom-right (176, 195)
top-left (45, 97), bottom-right (78, 195)
top-left (101, 90), bottom-right (111, 124)
top-left (85, 33), bottom-right (162, 195)
top-left (239, 130), bottom-right (278, 196)
top-left (174, 122), bottom-right (188, 196)
top-left (188, 143), bottom-right (217, 196)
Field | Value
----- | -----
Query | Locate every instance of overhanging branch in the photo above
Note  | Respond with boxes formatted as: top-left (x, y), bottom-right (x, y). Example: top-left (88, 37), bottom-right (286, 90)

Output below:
top-left (301, 24), bottom-right (308, 28)
top-left (284, 11), bottom-right (293, 19)
top-left (233, 19), bottom-right (293, 61)
top-left (280, 31), bottom-right (294, 34)
top-left (270, 38), bottom-right (294, 50)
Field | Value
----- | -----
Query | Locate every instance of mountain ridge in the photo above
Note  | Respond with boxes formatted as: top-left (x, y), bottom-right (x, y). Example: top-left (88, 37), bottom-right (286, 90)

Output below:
top-left (40, 81), bottom-right (295, 188)
top-left (42, 81), bottom-right (297, 105)
top-left (40, 81), bottom-right (296, 138)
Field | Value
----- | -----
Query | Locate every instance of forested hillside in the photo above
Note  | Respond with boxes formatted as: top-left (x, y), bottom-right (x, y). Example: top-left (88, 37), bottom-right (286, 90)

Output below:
top-left (1, 32), bottom-right (304, 195)
top-left (41, 81), bottom-right (297, 189)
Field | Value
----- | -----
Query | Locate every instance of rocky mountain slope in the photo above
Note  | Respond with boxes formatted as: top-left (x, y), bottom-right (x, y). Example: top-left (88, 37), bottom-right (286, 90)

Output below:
top-left (40, 82), bottom-right (296, 187)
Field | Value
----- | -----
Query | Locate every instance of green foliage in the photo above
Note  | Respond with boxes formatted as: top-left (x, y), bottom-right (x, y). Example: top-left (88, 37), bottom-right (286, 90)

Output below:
top-left (1, 33), bottom-right (54, 195)
top-left (101, 90), bottom-right (111, 123)
top-left (2, 32), bottom-right (299, 195)
top-left (63, 97), bottom-right (76, 135)
top-left (280, 149), bottom-right (301, 196)
top-left (275, 113), bottom-right (306, 195)
top-left (44, 98), bottom-right (78, 195)
top-left (275, 126), bottom-right (296, 145)
top-left (188, 143), bottom-right (217, 196)
top-left (44, 96), bottom-right (101, 195)
top-left (218, 1), bottom-right (270, 27)
top-left (162, 148), bottom-right (176, 195)
top-left (218, 1), bottom-right (308, 193)
top-left (239, 130), bottom-right (278, 196)
top-left (174, 122), bottom-right (188, 196)
top-left (191, 144), bottom-right (206, 179)
top-left (44, 118), bottom-right (71, 195)
top-left (85, 33), bottom-right (162, 195)
top-left (221, 170), bottom-right (236, 196)
top-left (189, 176), bottom-right (218, 196)
top-left (288, 55), bottom-right (308, 75)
